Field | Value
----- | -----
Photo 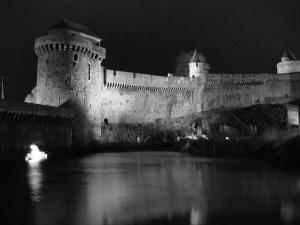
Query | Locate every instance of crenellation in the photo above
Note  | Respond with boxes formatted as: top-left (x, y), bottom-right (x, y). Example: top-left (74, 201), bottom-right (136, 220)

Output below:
top-left (105, 81), bottom-right (194, 93)
top-left (105, 69), bottom-right (198, 90)
top-left (36, 43), bottom-right (104, 60)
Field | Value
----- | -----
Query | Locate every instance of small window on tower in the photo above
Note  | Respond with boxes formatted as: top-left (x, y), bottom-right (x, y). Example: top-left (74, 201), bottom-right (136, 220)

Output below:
top-left (73, 54), bottom-right (79, 62)
top-left (104, 118), bottom-right (108, 125)
top-left (196, 62), bottom-right (198, 67)
top-left (88, 64), bottom-right (91, 80)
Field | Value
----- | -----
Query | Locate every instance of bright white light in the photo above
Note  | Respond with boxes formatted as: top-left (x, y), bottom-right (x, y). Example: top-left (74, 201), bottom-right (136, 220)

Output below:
top-left (200, 134), bottom-right (209, 140)
top-left (225, 136), bottom-right (230, 140)
top-left (186, 135), bottom-right (197, 140)
top-left (25, 144), bottom-right (47, 164)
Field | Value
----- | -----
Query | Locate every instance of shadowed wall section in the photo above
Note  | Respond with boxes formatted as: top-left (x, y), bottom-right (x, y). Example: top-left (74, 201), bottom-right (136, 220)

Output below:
top-left (0, 100), bottom-right (73, 161)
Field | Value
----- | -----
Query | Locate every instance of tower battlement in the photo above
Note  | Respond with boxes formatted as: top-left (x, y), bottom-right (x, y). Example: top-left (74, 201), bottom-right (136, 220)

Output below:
top-left (104, 69), bottom-right (198, 92)
top-left (35, 29), bottom-right (106, 61)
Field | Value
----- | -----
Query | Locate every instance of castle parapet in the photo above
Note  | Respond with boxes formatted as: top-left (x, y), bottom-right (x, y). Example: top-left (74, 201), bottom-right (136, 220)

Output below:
top-left (35, 31), bottom-right (106, 61)
top-left (35, 19), bottom-right (106, 61)
top-left (104, 69), bottom-right (198, 92)
top-left (202, 73), bottom-right (266, 89)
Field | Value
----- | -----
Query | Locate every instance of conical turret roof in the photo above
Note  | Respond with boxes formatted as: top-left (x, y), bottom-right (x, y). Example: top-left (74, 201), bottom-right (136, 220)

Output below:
top-left (190, 50), bottom-right (201, 63)
top-left (282, 52), bottom-right (289, 58)
top-left (51, 19), bottom-right (95, 36)
top-left (281, 52), bottom-right (298, 61)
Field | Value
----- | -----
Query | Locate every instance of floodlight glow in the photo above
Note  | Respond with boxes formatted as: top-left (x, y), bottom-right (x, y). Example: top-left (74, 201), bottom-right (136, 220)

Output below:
top-left (25, 144), bottom-right (47, 164)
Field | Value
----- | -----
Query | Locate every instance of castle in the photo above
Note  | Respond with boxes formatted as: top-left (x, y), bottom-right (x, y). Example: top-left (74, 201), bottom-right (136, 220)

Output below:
top-left (25, 20), bottom-right (300, 145)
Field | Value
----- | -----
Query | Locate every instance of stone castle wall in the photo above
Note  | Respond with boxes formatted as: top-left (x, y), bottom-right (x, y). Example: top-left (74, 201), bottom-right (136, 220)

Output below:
top-left (98, 70), bottom-right (300, 126)
top-left (201, 72), bottom-right (300, 110)
top-left (202, 73), bottom-right (265, 110)
top-left (27, 25), bottom-right (300, 144)
top-left (99, 69), bottom-right (198, 124)
top-left (28, 49), bottom-right (300, 144)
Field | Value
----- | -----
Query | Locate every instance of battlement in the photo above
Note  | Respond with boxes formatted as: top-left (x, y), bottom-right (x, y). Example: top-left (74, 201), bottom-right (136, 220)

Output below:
top-left (202, 73), bottom-right (266, 89)
top-left (206, 73), bottom-right (267, 81)
top-left (104, 69), bottom-right (197, 92)
top-left (202, 73), bottom-right (300, 89)
top-left (35, 30), bottom-right (106, 61)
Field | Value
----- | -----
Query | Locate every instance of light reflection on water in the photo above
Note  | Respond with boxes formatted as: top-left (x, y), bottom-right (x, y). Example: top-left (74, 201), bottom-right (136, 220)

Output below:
top-left (27, 162), bottom-right (43, 202)
top-left (25, 152), bottom-right (300, 225)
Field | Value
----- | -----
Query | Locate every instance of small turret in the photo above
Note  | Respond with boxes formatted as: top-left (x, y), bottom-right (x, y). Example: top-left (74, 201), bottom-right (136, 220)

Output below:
top-left (281, 52), bottom-right (289, 62)
top-left (277, 52), bottom-right (300, 74)
top-left (189, 50), bottom-right (206, 78)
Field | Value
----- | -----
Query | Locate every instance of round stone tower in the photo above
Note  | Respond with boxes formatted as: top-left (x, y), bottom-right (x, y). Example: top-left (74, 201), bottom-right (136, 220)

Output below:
top-left (189, 50), bottom-right (205, 78)
top-left (277, 52), bottom-right (300, 74)
top-left (34, 19), bottom-right (106, 145)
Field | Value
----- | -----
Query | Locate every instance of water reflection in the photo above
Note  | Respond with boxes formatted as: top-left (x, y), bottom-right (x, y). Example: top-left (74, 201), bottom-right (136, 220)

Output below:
top-left (27, 161), bottom-right (44, 202)
top-left (190, 203), bottom-right (206, 225)
top-left (280, 178), bottom-right (300, 224)
top-left (21, 152), bottom-right (300, 225)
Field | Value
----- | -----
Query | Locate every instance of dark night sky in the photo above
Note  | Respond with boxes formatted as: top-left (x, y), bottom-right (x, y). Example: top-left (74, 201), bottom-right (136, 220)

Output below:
top-left (1, 0), bottom-right (300, 101)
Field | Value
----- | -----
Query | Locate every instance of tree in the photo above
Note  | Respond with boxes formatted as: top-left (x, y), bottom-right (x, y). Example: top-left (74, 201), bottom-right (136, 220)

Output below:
top-left (174, 50), bottom-right (210, 76)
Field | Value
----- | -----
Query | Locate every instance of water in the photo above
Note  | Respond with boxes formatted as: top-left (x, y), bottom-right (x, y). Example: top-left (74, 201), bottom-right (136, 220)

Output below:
top-left (1, 152), bottom-right (300, 225)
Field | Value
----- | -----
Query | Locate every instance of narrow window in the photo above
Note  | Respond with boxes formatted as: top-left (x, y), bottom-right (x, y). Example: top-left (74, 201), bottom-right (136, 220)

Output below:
top-left (88, 64), bottom-right (91, 80)
top-left (104, 118), bottom-right (108, 125)
top-left (103, 68), bottom-right (107, 85)
top-left (73, 54), bottom-right (78, 62)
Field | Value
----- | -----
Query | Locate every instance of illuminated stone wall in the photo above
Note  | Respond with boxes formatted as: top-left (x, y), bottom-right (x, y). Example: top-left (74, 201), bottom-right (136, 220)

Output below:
top-left (100, 70), bottom-right (300, 125)
top-left (200, 72), bottom-right (300, 111)
top-left (100, 69), bottom-right (198, 124)
top-left (27, 26), bottom-right (300, 144)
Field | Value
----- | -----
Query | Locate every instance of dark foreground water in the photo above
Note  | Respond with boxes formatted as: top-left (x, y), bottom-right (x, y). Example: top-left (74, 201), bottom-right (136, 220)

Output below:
top-left (1, 152), bottom-right (300, 225)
